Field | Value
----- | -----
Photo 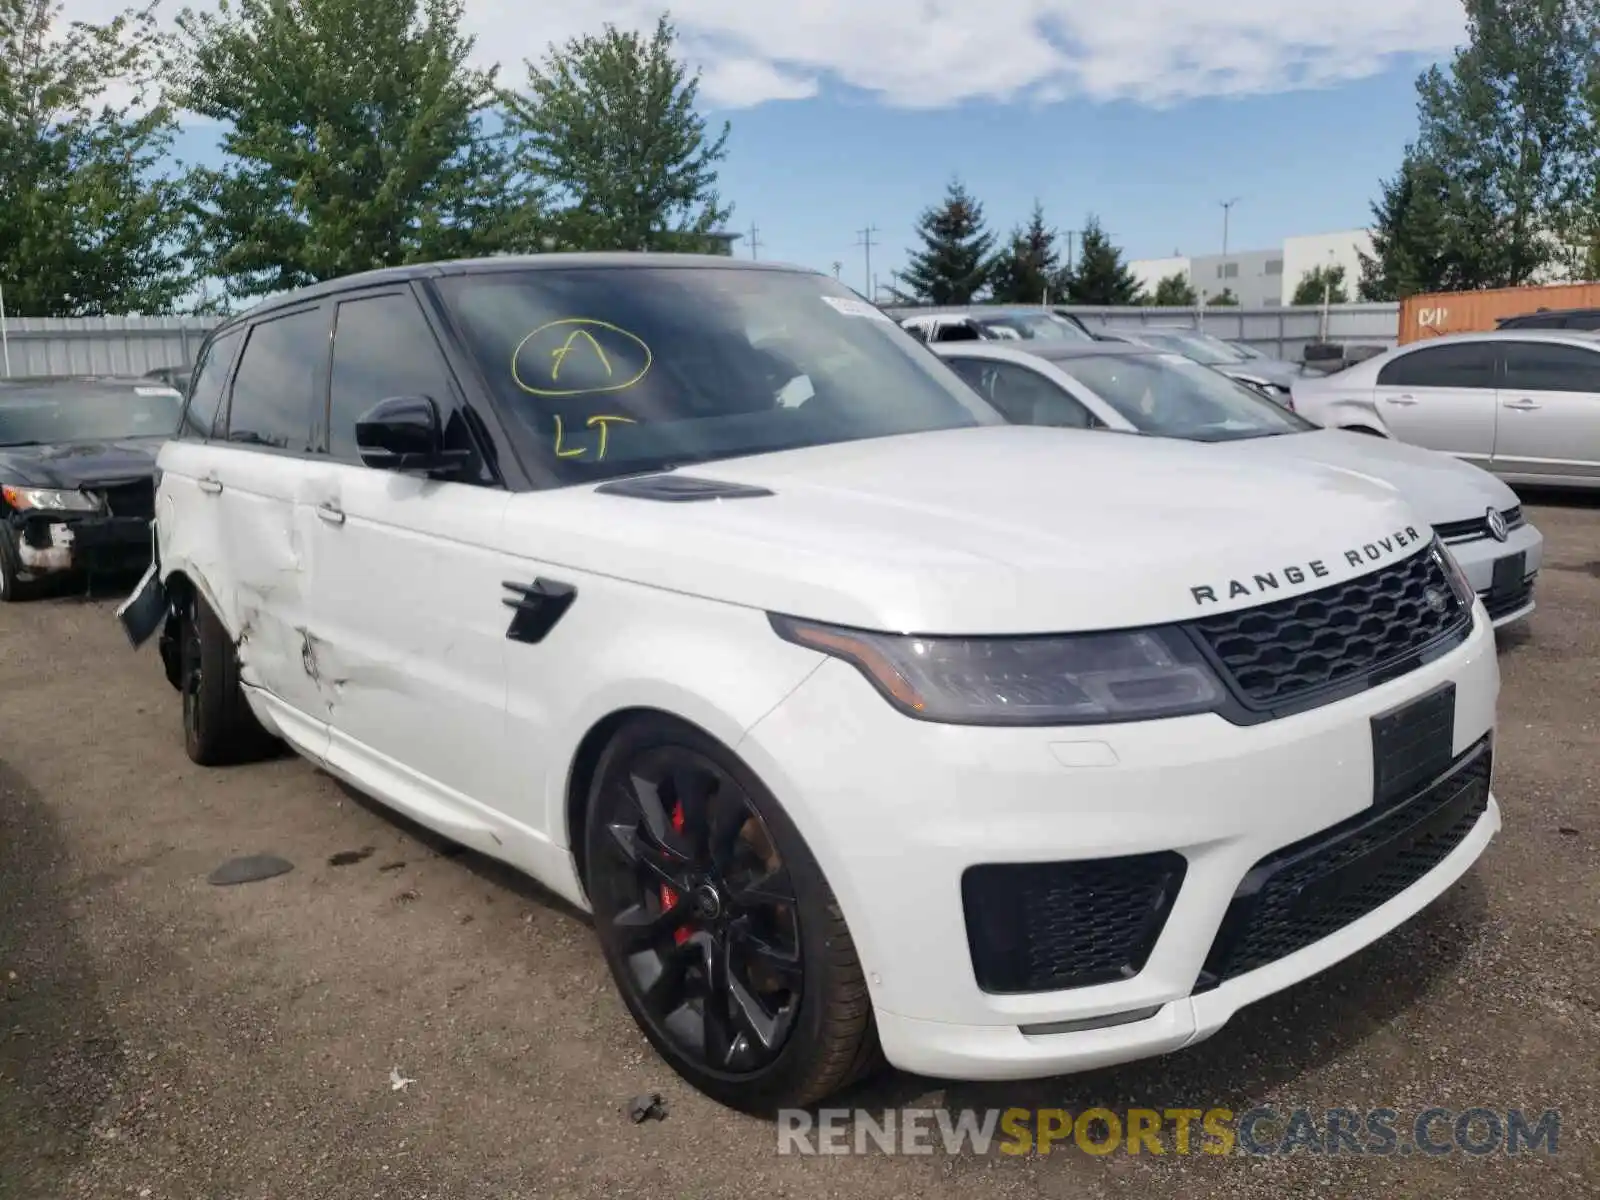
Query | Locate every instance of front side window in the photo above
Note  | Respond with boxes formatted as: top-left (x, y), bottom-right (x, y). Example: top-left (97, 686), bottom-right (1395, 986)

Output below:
top-left (1050, 352), bottom-right (1315, 442)
top-left (946, 358), bottom-right (1098, 428)
top-left (1376, 342), bottom-right (1494, 389)
top-left (180, 328), bottom-right (242, 441)
top-left (1500, 341), bottom-right (1600, 393)
top-left (328, 294), bottom-right (459, 462)
top-left (223, 308), bottom-right (328, 451)
top-left (435, 266), bottom-right (1000, 485)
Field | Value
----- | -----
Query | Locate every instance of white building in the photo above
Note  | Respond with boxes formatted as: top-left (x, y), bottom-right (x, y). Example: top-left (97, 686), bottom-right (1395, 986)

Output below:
top-left (1131, 230), bottom-right (1375, 306)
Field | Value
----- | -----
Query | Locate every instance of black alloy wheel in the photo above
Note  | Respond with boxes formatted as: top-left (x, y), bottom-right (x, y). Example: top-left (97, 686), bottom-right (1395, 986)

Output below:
top-left (585, 716), bottom-right (880, 1113)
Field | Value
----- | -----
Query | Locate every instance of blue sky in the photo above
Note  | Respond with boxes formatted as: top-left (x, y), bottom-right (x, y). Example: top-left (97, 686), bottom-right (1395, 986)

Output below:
top-left (138, 1), bottom-right (1463, 298)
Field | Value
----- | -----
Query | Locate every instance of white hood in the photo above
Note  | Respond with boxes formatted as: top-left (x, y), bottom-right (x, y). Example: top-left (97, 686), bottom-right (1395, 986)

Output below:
top-left (504, 426), bottom-right (1433, 636)
top-left (1208, 429), bottom-right (1520, 528)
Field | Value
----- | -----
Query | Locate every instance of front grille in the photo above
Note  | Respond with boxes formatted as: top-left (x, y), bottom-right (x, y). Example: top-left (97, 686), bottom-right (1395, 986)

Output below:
top-left (1186, 548), bottom-right (1471, 714)
top-left (1433, 506), bottom-right (1524, 543)
top-left (1481, 574), bottom-right (1536, 620)
top-left (1197, 738), bottom-right (1491, 988)
top-left (962, 853), bottom-right (1187, 994)
top-left (98, 480), bottom-right (155, 520)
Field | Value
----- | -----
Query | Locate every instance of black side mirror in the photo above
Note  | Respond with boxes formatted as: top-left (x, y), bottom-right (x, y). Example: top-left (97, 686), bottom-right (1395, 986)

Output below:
top-left (355, 395), bottom-right (471, 474)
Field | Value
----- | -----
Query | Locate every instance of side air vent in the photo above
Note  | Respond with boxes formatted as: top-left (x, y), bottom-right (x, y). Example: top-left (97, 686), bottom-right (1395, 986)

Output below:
top-left (594, 474), bottom-right (774, 502)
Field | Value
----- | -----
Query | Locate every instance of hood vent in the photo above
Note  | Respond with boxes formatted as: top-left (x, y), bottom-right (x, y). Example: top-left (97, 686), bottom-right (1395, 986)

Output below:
top-left (594, 474), bottom-right (774, 502)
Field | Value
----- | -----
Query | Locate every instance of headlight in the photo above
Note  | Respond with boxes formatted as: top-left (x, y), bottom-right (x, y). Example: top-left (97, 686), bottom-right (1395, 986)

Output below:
top-left (1433, 536), bottom-right (1475, 606)
top-left (770, 615), bottom-right (1226, 726)
top-left (1, 485), bottom-right (102, 513)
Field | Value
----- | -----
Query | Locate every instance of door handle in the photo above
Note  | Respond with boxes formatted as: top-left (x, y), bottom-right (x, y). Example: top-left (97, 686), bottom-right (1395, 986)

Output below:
top-left (1504, 399), bottom-right (1542, 411)
top-left (197, 477), bottom-right (223, 495)
top-left (315, 503), bottom-right (346, 526)
top-left (1384, 395), bottom-right (1418, 406)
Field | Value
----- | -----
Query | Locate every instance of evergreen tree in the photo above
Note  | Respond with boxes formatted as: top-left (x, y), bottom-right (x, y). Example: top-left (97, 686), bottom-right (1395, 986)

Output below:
top-left (1207, 288), bottom-right (1239, 306)
top-left (0, 0), bottom-right (191, 316)
top-left (173, 0), bottom-right (525, 302)
top-left (898, 178), bottom-right (996, 304)
top-left (1151, 271), bottom-right (1198, 306)
top-left (1064, 216), bottom-right (1141, 305)
top-left (504, 15), bottom-right (732, 253)
top-left (1291, 264), bottom-right (1349, 306)
top-left (988, 200), bottom-right (1061, 304)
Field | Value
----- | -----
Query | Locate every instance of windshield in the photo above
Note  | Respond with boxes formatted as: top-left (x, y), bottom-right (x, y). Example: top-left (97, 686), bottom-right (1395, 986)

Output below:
top-left (1051, 352), bottom-right (1316, 442)
top-left (973, 313), bottom-right (1094, 343)
top-left (0, 387), bottom-right (183, 445)
top-left (1137, 331), bottom-right (1244, 365)
top-left (436, 266), bottom-right (1003, 484)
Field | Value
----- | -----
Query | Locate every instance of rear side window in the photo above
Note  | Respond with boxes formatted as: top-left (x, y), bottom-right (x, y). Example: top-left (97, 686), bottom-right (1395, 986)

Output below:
top-left (328, 293), bottom-right (457, 463)
top-left (947, 358), bottom-right (1098, 428)
top-left (223, 308), bottom-right (327, 451)
top-left (932, 322), bottom-right (982, 343)
top-left (1376, 343), bottom-right (1494, 389)
top-left (1501, 341), bottom-right (1600, 392)
top-left (179, 329), bottom-right (242, 441)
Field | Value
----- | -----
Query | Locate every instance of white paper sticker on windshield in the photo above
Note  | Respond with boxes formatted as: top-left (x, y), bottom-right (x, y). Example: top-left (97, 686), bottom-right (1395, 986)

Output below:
top-left (821, 296), bottom-right (891, 322)
top-left (135, 385), bottom-right (181, 397)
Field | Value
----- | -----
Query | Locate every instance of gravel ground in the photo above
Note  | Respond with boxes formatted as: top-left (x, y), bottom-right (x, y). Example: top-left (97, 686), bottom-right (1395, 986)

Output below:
top-left (1, 494), bottom-right (1597, 1199)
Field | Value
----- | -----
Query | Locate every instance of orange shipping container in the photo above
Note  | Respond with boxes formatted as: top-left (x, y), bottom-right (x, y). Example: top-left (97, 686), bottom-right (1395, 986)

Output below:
top-left (1397, 281), bottom-right (1600, 344)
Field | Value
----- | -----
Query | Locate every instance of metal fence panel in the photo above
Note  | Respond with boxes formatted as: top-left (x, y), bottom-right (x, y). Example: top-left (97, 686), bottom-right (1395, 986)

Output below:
top-left (0, 315), bottom-right (222, 379)
top-left (883, 302), bottom-right (1402, 361)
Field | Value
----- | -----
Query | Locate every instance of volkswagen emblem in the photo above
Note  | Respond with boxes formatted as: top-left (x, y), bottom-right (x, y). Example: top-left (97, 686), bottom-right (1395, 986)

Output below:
top-left (1486, 506), bottom-right (1509, 542)
top-left (1424, 587), bottom-right (1450, 614)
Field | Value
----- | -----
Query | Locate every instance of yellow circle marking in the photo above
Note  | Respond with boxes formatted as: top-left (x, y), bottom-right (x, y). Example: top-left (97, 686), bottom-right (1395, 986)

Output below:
top-left (512, 318), bottom-right (653, 398)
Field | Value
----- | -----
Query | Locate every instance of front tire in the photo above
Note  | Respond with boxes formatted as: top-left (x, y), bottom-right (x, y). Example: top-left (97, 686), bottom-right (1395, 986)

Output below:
top-left (180, 592), bottom-right (279, 766)
top-left (583, 714), bottom-right (881, 1115)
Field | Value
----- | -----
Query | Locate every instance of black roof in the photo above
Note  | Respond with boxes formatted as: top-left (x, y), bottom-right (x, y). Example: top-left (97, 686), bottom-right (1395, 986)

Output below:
top-left (217, 252), bottom-right (824, 333)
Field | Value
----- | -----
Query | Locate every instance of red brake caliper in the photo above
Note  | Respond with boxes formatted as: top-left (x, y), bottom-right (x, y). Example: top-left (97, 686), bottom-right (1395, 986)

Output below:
top-left (661, 801), bottom-right (691, 945)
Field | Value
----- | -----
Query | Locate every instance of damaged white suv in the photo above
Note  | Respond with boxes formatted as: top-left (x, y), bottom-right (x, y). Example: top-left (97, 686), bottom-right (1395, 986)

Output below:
top-left (119, 255), bottom-right (1501, 1115)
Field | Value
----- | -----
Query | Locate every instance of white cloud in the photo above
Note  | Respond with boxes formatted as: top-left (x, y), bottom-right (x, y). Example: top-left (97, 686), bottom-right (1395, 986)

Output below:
top-left (72, 0), bottom-right (1465, 111)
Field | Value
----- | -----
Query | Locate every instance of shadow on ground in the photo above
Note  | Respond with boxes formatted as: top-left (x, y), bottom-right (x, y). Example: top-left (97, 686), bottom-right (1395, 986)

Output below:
top-left (0, 760), bottom-right (124, 1196)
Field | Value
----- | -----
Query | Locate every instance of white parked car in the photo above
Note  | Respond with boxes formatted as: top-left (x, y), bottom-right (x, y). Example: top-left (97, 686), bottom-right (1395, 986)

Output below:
top-left (118, 255), bottom-right (1501, 1114)
top-left (936, 341), bottom-right (1544, 628)
top-left (1291, 329), bottom-right (1600, 489)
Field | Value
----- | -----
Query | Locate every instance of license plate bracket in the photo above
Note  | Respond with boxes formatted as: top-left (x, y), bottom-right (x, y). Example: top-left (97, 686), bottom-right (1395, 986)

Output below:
top-left (1370, 682), bottom-right (1457, 806)
top-left (1490, 551), bottom-right (1526, 599)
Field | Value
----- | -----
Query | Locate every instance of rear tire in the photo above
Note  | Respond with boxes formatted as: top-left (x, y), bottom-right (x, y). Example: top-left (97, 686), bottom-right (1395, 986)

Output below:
top-left (583, 714), bottom-right (882, 1115)
top-left (181, 592), bottom-right (280, 766)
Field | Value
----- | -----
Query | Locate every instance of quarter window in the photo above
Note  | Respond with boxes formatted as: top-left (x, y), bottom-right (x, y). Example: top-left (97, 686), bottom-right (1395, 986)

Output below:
top-left (180, 329), bottom-right (242, 441)
top-left (1501, 341), bottom-right (1600, 393)
top-left (328, 294), bottom-right (458, 462)
top-left (1376, 343), bottom-right (1495, 389)
top-left (223, 308), bottom-right (327, 450)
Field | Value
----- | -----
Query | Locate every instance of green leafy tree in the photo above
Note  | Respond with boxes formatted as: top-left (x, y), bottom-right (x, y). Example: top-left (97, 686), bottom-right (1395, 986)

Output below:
top-left (0, 0), bottom-right (191, 316)
top-left (504, 15), bottom-right (731, 253)
top-left (1292, 264), bottom-right (1349, 305)
top-left (1367, 0), bottom-right (1593, 296)
top-left (988, 200), bottom-right (1062, 303)
top-left (1151, 271), bottom-right (1198, 306)
top-left (897, 178), bottom-right (996, 304)
top-left (1064, 216), bottom-right (1141, 305)
top-left (1207, 288), bottom-right (1239, 307)
top-left (173, 0), bottom-right (524, 302)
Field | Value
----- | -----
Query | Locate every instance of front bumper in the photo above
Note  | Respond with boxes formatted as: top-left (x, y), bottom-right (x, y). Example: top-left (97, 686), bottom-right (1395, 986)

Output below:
top-left (7, 511), bottom-right (154, 578)
top-left (1447, 523), bottom-right (1543, 627)
top-left (738, 608), bottom-right (1500, 1081)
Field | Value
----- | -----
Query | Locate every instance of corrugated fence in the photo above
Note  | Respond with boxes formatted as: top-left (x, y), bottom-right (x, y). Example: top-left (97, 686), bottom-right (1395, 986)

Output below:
top-left (0, 315), bottom-right (221, 379)
top-left (0, 303), bottom-right (1404, 380)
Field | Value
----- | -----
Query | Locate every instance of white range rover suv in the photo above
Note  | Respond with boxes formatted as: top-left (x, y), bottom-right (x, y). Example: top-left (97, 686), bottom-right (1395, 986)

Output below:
top-left (118, 255), bottom-right (1501, 1115)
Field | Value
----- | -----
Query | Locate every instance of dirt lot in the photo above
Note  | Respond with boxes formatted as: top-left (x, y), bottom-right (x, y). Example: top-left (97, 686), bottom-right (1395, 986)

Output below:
top-left (2, 497), bottom-right (1597, 1200)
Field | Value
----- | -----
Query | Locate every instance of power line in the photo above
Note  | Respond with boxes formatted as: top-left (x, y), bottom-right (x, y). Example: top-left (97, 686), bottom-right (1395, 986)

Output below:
top-left (856, 225), bottom-right (879, 299)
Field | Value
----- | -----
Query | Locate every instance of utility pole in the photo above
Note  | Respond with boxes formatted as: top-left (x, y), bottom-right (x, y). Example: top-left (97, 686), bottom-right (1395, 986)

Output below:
top-left (831, 261), bottom-right (843, 279)
top-left (856, 225), bottom-right (879, 298)
top-left (748, 222), bottom-right (762, 260)
top-left (1065, 230), bottom-right (1076, 274)
top-left (1219, 197), bottom-right (1242, 256)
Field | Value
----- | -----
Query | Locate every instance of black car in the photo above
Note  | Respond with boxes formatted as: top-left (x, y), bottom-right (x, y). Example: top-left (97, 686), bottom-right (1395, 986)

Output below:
top-left (1496, 306), bottom-right (1600, 332)
top-left (0, 376), bottom-right (183, 599)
